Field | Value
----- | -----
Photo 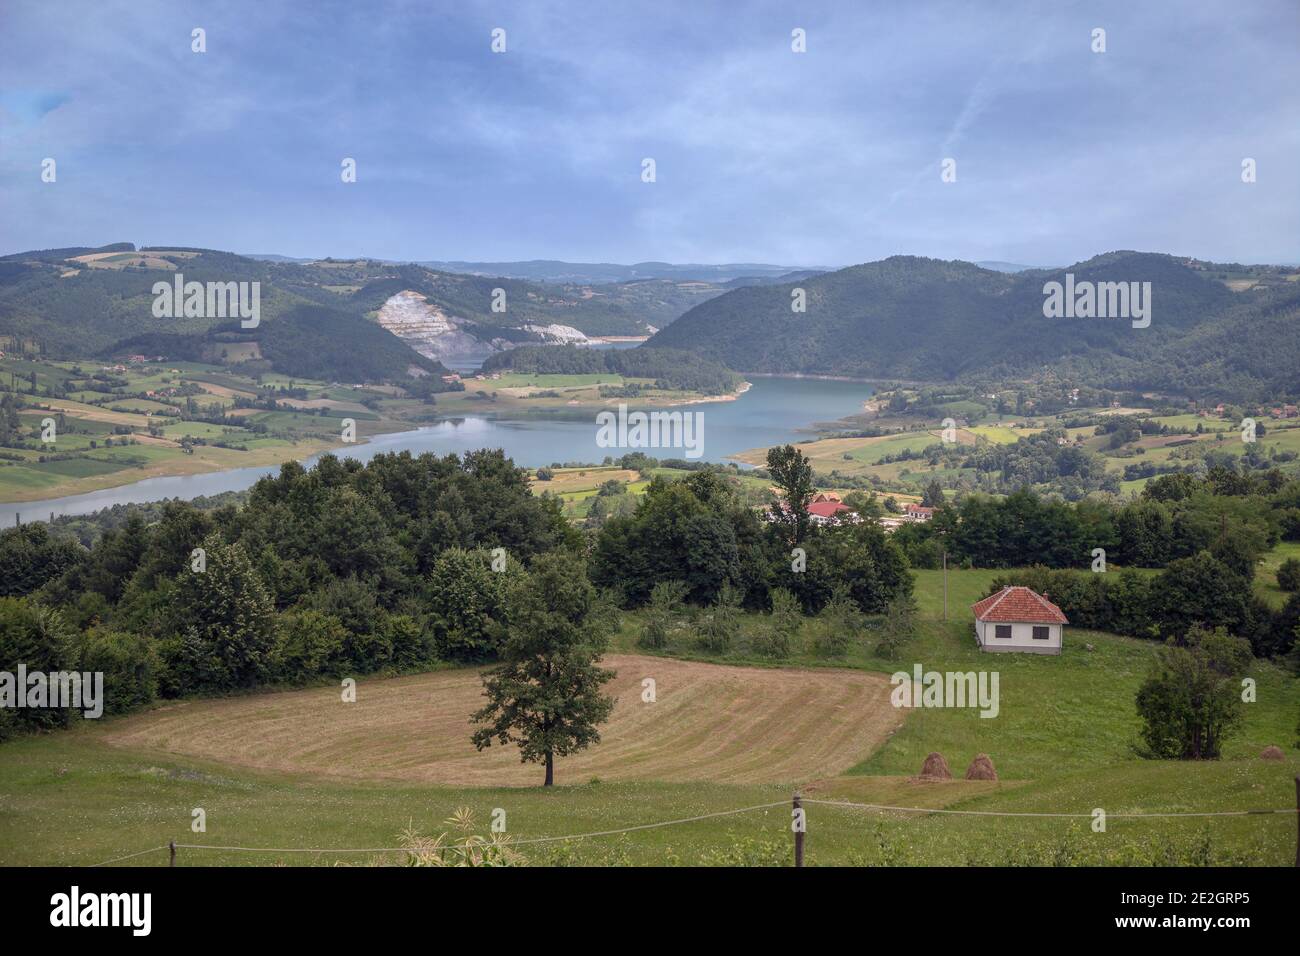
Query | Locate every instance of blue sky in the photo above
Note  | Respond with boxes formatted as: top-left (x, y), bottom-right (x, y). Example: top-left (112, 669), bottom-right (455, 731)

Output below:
top-left (2, 0), bottom-right (1297, 267)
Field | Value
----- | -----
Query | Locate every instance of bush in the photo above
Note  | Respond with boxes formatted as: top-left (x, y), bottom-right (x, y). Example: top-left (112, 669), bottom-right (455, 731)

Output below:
top-left (0, 597), bottom-right (79, 735)
top-left (639, 580), bottom-right (689, 650)
top-left (76, 628), bottom-right (159, 715)
top-left (272, 610), bottom-right (346, 682)
top-left (813, 585), bottom-right (859, 657)
top-left (429, 549), bottom-right (509, 662)
top-left (696, 584), bottom-right (741, 653)
top-left (1277, 558), bottom-right (1300, 592)
top-left (753, 588), bottom-right (800, 659)
top-left (382, 613), bottom-right (432, 669)
top-left (875, 594), bottom-right (918, 660)
top-left (1135, 626), bottom-right (1252, 759)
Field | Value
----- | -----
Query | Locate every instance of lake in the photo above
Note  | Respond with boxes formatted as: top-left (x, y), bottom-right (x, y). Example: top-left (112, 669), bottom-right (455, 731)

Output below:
top-left (0, 376), bottom-right (871, 523)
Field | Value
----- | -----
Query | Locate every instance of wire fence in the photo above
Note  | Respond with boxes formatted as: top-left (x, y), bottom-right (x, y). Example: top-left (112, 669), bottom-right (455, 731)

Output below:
top-left (88, 791), bottom-right (1299, 867)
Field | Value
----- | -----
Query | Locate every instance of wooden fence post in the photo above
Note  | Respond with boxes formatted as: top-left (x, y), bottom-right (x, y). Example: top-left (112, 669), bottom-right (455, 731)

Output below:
top-left (169, 841), bottom-right (176, 867)
top-left (793, 792), bottom-right (804, 868)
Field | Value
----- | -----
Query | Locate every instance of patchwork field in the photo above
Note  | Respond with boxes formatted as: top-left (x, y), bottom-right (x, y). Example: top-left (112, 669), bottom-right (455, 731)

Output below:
top-left (101, 655), bottom-right (901, 786)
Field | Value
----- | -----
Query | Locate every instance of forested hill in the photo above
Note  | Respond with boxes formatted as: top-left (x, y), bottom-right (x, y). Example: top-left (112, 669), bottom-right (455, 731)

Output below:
top-left (0, 245), bottom-right (731, 363)
top-left (647, 252), bottom-right (1300, 401)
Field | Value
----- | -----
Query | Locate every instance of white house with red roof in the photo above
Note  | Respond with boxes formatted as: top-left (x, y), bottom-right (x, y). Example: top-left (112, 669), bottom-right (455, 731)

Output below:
top-left (970, 586), bottom-right (1068, 655)
top-left (807, 499), bottom-right (861, 525)
top-left (904, 503), bottom-right (934, 522)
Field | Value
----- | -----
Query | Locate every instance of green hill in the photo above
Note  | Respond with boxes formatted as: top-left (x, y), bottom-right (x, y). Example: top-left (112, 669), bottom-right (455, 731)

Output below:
top-left (648, 252), bottom-right (1300, 402)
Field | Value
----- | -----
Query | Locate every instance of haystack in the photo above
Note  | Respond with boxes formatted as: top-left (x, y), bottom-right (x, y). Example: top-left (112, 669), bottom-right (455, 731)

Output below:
top-left (965, 753), bottom-right (998, 780)
top-left (917, 751), bottom-right (951, 780)
top-left (1260, 745), bottom-right (1284, 761)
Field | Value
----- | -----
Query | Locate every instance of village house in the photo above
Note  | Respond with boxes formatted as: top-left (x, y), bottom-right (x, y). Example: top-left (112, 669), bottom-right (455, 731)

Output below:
top-left (765, 495), bottom-right (861, 527)
top-left (441, 373), bottom-right (461, 384)
top-left (904, 503), bottom-right (934, 522)
top-left (807, 499), bottom-right (861, 526)
top-left (971, 586), bottom-right (1068, 655)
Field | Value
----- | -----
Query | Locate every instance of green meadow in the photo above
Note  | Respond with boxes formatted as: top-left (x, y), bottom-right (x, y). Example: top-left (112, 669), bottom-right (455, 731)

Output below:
top-left (1, 566), bottom-right (1294, 867)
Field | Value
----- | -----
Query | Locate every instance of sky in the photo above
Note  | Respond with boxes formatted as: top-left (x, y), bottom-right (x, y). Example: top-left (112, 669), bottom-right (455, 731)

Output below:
top-left (1, 0), bottom-right (1297, 268)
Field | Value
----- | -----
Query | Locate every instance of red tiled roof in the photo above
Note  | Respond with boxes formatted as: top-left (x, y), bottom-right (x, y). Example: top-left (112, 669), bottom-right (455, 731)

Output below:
top-left (808, 500), bottom-right (852, 518)
top-left (971, 586), bottom-right (1068, 624)
top-left (906, 504), bottom-right (934, 514)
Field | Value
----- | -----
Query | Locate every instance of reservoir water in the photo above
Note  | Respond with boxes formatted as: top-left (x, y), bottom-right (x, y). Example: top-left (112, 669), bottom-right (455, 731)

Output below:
top-left (0, 376), bottom-right (871, 523)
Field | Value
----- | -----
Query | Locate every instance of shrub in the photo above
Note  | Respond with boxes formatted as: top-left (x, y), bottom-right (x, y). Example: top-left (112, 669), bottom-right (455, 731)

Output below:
top-left (76, 628), bottom-right (159, 715)
top-left (876, 593), bottom-right (918, 660)
top-left (0, 597), bottom-right (79, 735)
top-left (429, 549), bottom-right (508, 662)
top-left (272, 610), bottom-right (346, 682)
top-left (382, 613), bottom-right (432, 669)
top-left (1276, 558), bottom-right (1300, 592)
top-left (1135, 626), bottom-right (1252, 759)
top-left (753, 588), bottom-right (801, 659)
top-left (814, 585), bottom-right (859, 657)
top-left (697, 584), bottom-right (741, 653)
top-left (639, 580), bottom-right (689, 650)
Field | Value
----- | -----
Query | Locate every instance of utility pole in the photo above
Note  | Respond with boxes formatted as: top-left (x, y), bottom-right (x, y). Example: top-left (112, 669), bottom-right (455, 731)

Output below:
top-left (792, 792), bottom-right (804, 868)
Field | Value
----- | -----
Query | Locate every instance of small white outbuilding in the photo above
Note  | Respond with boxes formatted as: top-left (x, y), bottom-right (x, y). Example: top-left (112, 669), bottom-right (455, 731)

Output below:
top-left (970, 586), bottom-right (1068, 655)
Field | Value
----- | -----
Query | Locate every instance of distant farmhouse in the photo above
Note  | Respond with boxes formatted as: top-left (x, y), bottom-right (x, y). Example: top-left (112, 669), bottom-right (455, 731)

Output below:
top-left (904, 503), bottom-right (934, 522)
top-left (971, 586), bottom-right (1068, 655)
top-left (766, 492), bottom-right (862, 527)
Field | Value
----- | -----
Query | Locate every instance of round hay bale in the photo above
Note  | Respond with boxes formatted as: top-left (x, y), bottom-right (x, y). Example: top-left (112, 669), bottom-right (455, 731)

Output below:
top-left (1260, 745), bottom-right (1284, 761)
top-left (965, 753), bottom-right (998, 780)
top-left (917, 751), bottom-right (951, 780)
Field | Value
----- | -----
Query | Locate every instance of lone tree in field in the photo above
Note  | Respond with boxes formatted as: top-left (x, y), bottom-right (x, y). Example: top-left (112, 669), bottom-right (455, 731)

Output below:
top-left (1135, 625), bottom-right (1252, 760)
top-left (471, 551), bottom-right (615, 786)
top-left (767, 444), bottom-right (815, 544)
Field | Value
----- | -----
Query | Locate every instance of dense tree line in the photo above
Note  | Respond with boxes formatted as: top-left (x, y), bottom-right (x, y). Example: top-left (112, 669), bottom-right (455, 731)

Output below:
top-left (480, 345), bottom-right (742, 395)
top-left (0, 449), bottom-right (580, 738)
top-left (893, 467), bottom-right (1293, 573)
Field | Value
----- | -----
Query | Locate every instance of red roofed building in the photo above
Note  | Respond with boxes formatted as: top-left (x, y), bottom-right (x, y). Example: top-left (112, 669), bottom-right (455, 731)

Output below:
top-left (970, 586), bottom-right (1068, 655)
top-left (807, 499), bottom-right (860, 526)
top-left (904, 503), bottom-right (934, 522)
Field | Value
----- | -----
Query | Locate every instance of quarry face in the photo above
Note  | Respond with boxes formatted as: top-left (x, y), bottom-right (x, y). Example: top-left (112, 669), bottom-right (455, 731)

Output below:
top-left (376, 290), bottom-right (589, 364)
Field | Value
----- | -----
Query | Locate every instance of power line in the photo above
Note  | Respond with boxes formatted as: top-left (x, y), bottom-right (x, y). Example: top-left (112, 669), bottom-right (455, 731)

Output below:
top-left (83, 796), bottom-right (1294, 866)
top-left (88, 845), bottom-right (170, 868)
top-left (802, 798), bottom-right (1297, 819)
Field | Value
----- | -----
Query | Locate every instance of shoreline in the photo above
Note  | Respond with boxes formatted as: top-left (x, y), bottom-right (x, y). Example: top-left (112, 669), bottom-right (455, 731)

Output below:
top-left (0, 380), bottom-right (758, 509)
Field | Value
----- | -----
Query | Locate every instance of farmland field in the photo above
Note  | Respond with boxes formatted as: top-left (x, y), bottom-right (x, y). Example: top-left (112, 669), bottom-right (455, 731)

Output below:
top-left (101, 655), bottom-right (901, 786)
top-left (0, 567), bottom-right (1294, 867)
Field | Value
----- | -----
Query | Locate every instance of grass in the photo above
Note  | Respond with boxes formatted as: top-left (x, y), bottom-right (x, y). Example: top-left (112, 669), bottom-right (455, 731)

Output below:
top-left (1256, 540), bottom-right (1300, 609)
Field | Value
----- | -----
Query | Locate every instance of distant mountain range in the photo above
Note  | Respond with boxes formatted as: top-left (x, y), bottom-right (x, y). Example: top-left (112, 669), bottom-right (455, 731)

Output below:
top-left (0, 245), bottom-right (749, 383)
top-left (240, 256), bottom-right (828, 285)
top-left (5, 245), bottom-right (1297, 400)
top-left (648, 252), bottom-right (1300, 401)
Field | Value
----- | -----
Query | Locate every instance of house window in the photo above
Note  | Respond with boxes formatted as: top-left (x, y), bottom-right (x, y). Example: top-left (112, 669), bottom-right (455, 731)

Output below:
top-left (995, 624), bottom-right (1012, 640)
top-left (1032, 626), bottom-right (1050, 641)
